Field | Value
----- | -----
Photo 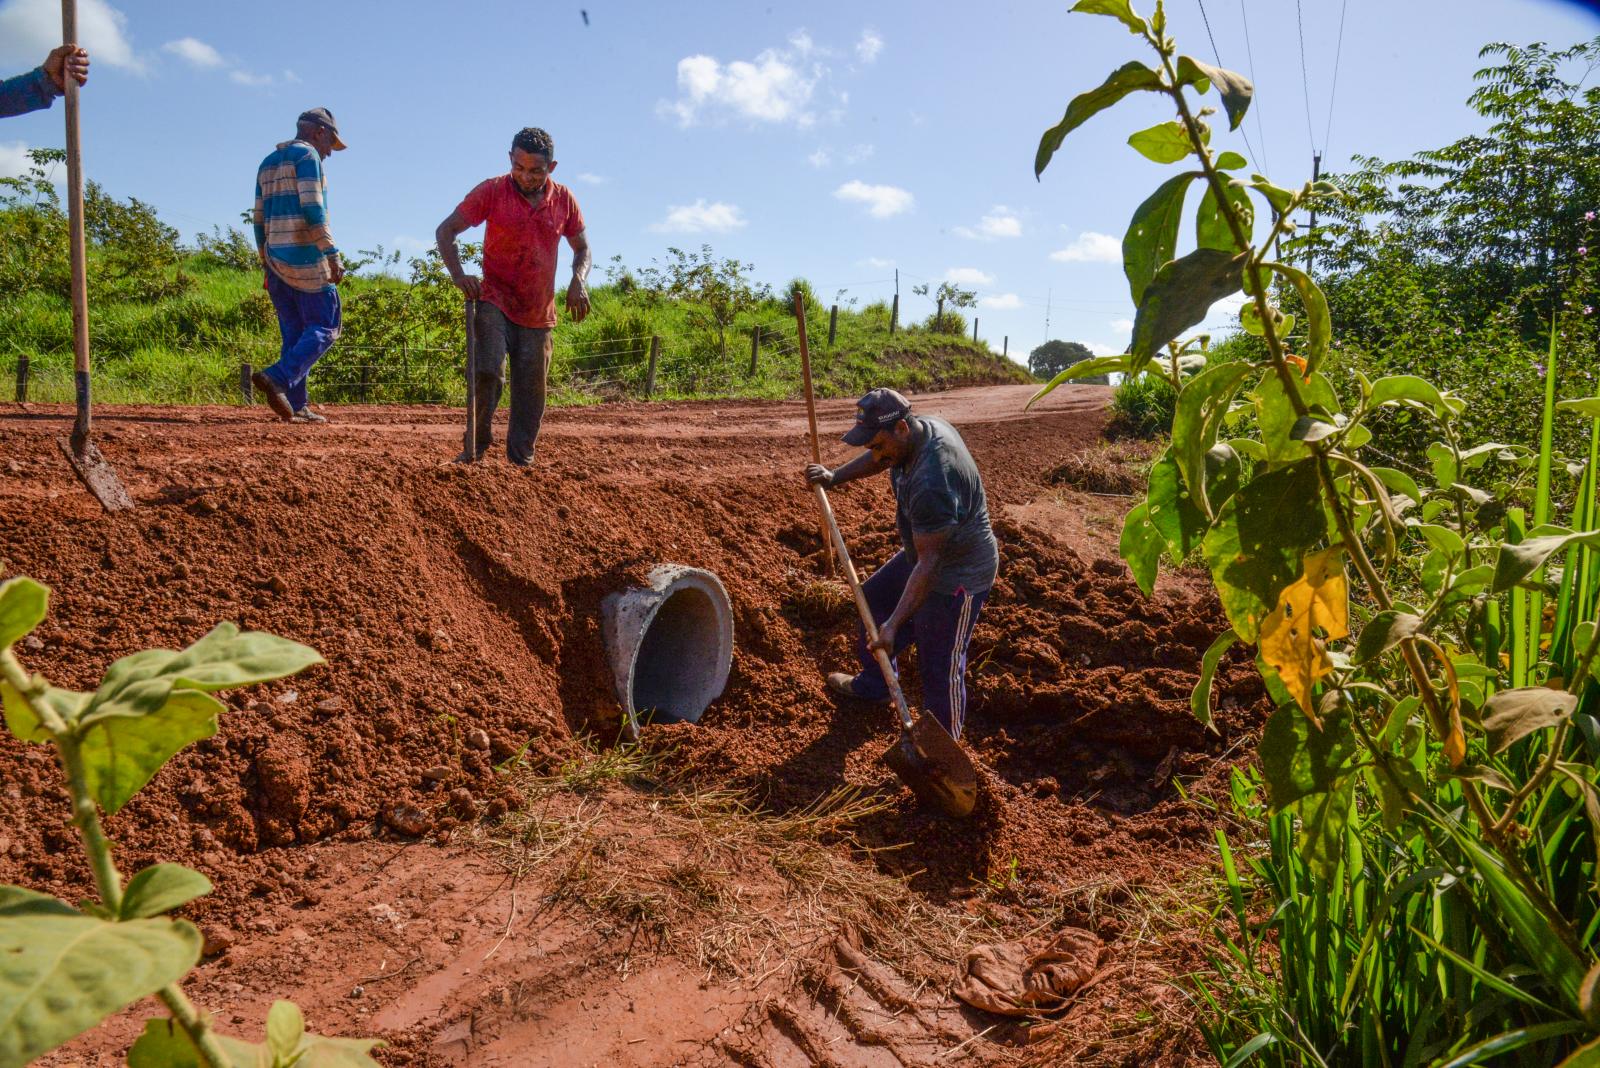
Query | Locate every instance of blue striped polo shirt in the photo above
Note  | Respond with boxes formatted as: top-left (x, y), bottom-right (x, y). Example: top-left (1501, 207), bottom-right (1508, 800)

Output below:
top-left (253, 140), bottom-right (338, 292)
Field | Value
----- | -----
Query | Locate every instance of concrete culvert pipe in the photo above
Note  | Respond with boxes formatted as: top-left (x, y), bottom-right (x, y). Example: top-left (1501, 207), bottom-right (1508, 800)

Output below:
top-left (601, 565), bottom-right (733, 740)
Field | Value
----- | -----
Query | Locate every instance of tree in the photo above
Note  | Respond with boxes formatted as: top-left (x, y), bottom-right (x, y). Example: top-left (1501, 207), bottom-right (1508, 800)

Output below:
top-left (1028, 339), bottom-right (1095, 380)
top-left (637, 245), bottom-right (770, 356)
top-left (911, 281), bottom-right (976, 334)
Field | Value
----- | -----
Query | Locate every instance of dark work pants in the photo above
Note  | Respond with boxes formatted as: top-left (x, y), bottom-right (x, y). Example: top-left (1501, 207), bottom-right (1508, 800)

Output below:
top-left (467, 302), bottom-right (551, 466)
top-left (848, 550), bottom-right (989, 740)
top-left (264, 272), bottom-right (341, 412)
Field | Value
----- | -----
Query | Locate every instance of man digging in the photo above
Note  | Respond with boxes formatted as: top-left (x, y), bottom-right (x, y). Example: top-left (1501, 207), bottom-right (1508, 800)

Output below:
top-left (436, 127), bottom-right (592, 466)
top-left (805, 388), bottom-right (999, 740)
top-left (252, 107), bottom-right (348, 424)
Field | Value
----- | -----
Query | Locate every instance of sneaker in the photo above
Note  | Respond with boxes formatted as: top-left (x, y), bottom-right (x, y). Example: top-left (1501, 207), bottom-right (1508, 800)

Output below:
top-left (251, 372), bottom-right (293, 422)
top-left (291, 407), bottom-right (327, 424)
top-left (826, 672), bottom-right (889, 704)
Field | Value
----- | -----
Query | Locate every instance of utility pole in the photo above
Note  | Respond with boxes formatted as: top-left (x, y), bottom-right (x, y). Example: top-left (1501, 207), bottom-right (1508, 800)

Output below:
top-left (1043, 288), bottom-right (1052, 342)
top-left (1307, 152), bottom-right (1321, 274)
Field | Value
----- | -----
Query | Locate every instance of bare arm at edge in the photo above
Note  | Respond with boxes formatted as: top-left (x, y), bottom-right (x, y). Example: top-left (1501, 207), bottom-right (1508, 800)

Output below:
top-left (805, 449), bottom-right (892, 489)
top-left (435, 209), bottom-right (480, 300)
top-left (565, 227), bottom-right (591, 323)
top-left (872, 526), bottom-right (951, 653)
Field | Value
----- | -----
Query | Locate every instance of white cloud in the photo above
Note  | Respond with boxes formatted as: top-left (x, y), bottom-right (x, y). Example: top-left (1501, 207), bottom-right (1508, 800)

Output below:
top-left (661, 44), bottom-right (817, 127)
top-left (1086, 341), bottom-right (1124, 356)
top-left (0, 140), bottom-right (33, 179)
top-left (862, 256), bottom-right (896, 269)
top-left (834, 179), bottom-right (912, 218)
top-left (1110, 317), bottom-right (1134, 334)
top-left (788, 29), bottom-right (815, 56)
top-left (162, 36), bottom-right (222, 69)
top-left (0, 0), bottom-right (141, 72)
top-left (228, 69), bottom-right (273, 87)
top-left (1050, 231), bottom-right (1121, 263)
top-left (955, 205), bottom-right (1022, 240)
top-left (979, 293), bottom-right (1022, 310)
top-left (807, 147), bottom-right (831, 168)
top-left (844, 143), bottom-right (874, 163)
top-left (945, 267), bottom-right (993, 287)
top-left (649, 199), bottom-right (747, 234)
top-left (856, 28), bottom-right (883, 63)
top-left (282, 69), bottom-right (300, 84)
top-left (573, 172), bottom-right (607, 185)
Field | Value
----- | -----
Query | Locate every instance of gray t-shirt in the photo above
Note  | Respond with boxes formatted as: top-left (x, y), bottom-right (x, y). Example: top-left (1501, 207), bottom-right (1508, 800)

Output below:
top-left (889, 416), bottom-right (999, 595)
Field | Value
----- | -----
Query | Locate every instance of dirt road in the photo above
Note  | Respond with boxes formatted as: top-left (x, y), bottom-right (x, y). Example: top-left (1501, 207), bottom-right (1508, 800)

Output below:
top-left (0, 383), bottom-right (1260, 1066)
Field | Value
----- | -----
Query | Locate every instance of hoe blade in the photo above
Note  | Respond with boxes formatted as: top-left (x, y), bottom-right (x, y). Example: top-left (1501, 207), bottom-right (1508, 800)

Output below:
top-left (57, 436), bottom-right (134, 512)
top-left (881, 713), bottom-right (978, 818)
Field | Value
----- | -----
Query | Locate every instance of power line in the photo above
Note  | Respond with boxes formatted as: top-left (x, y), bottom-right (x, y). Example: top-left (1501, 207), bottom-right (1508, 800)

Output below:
top-left (1294, 0), bottom-right (1318, 157)
top-left (1238, 0), bottom-right (1271, 174)
top-left (1195, 0), bottom-right (1263, 169)
top-left (1322, 0), bottom-right (1350, 158)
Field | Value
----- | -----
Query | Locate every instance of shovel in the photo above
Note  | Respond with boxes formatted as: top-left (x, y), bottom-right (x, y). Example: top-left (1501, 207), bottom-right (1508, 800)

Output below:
top-left (54, 0), bottom-right (132, 512)
top-left (812, 486), bottom-right (978, 818)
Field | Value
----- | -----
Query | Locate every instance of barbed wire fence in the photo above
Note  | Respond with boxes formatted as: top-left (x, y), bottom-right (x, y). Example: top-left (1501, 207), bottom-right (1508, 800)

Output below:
top-left (1, 303), bottom-right (920, 408)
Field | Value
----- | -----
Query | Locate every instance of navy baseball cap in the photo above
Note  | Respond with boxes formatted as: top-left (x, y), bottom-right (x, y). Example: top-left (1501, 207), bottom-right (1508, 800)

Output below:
top-left (843, 387), bottom-right (912, 446)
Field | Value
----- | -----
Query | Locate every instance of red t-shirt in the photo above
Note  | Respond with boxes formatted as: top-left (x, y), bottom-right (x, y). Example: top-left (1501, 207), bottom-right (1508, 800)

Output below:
top-left (456, 176), bottom-right (585, 328)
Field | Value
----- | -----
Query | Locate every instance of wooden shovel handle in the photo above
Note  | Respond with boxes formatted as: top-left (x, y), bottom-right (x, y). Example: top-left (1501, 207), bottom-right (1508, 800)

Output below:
top-left (813, 483), bottom-right (915, 732)
top-left (794, 293), bottom-right (835, 575)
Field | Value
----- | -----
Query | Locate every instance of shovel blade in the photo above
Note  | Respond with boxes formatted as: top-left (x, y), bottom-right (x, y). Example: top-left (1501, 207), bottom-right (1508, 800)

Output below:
top-left (56, 436), bottom-right (134, 512)
top-left (882, 712), bottom-right (978, 818)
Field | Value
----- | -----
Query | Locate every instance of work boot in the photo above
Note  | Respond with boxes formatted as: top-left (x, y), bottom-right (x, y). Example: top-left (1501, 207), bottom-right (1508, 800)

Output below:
top-left (252, 372), bottom-right (293, 422)
top-left (826, 672), bottom-right (889, 704)
top-left (453, 448), bottom-right (486, 464)
top-left (291, 407), bottom-right (327, 424)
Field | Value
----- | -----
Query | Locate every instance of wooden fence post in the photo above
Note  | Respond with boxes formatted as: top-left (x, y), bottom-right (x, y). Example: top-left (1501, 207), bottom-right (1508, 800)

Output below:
top-left (890, 294), bottom-right (899, 335)
top-left (14, 356), bottom-right (29, 403)
top-left (1003, 335), bottom-right (1008, 359)
top-left (973, 318), bottom-right (979, 343)
top-left (749, 327), bottom-right (761, 375)
top-left (239, 361), bottom-right (253, 403)
top-left (828, 305), bottom-right (838, 347)
top-left (646, 335), bottom-right (660, 396)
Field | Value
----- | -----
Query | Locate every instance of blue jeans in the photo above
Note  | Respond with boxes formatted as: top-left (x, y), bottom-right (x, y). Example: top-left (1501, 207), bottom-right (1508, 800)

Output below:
top-left (263, 272), bottom-right (342, 411)
top-left (849, 550), bottom-right (989, 740)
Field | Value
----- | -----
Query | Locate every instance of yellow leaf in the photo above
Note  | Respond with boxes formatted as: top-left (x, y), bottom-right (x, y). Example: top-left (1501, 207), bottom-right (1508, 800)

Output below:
top-left (1259, 547), bottom-right (1349, 723)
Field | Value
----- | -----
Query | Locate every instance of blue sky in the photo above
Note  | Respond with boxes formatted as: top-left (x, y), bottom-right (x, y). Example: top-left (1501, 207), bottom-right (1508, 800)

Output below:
top-left (2, 0), bottom-right (1597, 364)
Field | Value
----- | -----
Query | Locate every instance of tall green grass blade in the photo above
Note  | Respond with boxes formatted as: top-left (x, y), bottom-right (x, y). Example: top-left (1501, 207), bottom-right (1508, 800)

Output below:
top-left (1435, 1020), bottom-right (1588, 1067)
top-left (1410, 926), bottom-right (1564, 1014)
top-left (1221, 1032), bottom-right (1278, 1066)
top-left (1509, 508), bottom-right (1529, 689)
top-left (1528, 321), bottom-right (1561, 684)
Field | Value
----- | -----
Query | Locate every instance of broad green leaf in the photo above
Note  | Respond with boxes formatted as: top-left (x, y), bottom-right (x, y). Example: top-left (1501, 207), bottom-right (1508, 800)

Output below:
top-left (1428, 442), bottom-right (1458, 489)
top-left (79, 690), bottom-right (225, 815)
top-left (1493, 530), bottom-right (1600, 593)
top-left (0, 912), bottom-right (199, 1066)
top-left (1036, 61), bottom-right (1163, 177)
top-left (1247, 174), bottom-right (1293, 214)
top-left (1576, 621), bottom-right (1598, 661)
top-left (0, 578), bottom-right (47, 653)
top-left (82, 623), bottom-right (321, 727)
top-left (1369, 466), bottom-right (1423, 507)
top-left (1191, 629), bottom-right (1238, 730)
top-left (1290, 778), bottom-right (1355, 881)
top-left (1026, 356), bottom-right (1128, 409)
top-left (1354, 611), bottom-right (1425, 664)
top-left (1253, 370), bottom-right (1339, 464)
top-left (268, 1000), bottom-right (306, 1061)
top-left (1262, 261), bottom-right (1331, 374)
top-left (1119, 502), bottom-right (1163, 598)
top-left (1128, 120), bottom-right (1203, 164)
top-left (1173, 56), bottom-right (1254, 130)
top-left (1202, 459), bottom-right (1326, 641)
top-left (1260, 701), bottom-right (1357, 811)
top-left (119, 864), bottom-right (213, 921)
top-left (1556, 1034), bottom-right (1600, 1067)
top-left (1227, 437), bottom-right (1266, 460)
top-left (1415, 523), bottom-right (1466, 560)
top-left (1558, 397), bottom-right (1600, 419)
top-left (1, 682), bottom-right (87, 744)
top-left (1369, 374), bottom-right (1450, 412)
top-left (1289, 416), bottom-right (1338, 443)
top-left (1147, 446), bottom-right (1241, 564)
top-left (1172, 365), bottom-right (1252, 518)
top-left (0, 886), bottom-right (77, 918)
top-left (1482, 687), bottom-right (1579, 754)
top-left (1448, 564), bottom-right (1496, 595)
top-left (1123, 171), bottom-right (1202, 306)
top-left (1214, 150), bottom-right (1247, 170)
top-left (1195, 175), bottom-right (1254, 253)
top-left (129, 1017), bottom-right (385, 1068)
top-left (1070, 0), bottom-right (1148, 35)
top-left (1130, 249), bottom-right (1246, 373)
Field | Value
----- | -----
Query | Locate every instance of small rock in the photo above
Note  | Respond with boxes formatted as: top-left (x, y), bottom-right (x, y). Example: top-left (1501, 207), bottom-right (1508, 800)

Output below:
top-left (465, 729), bottom-right (490, 751)
top-left (171, 562), bottom-right (190, 580)
top-left (201, 927), bottom-right (235, 957)
top-left (348, 985), bottom-right (365, 1000)
top-left (421, 764), bottom-right (452, 783)
top-left (5, 460), bottom-right (21, 474)
top-left (192, 495), bottom-right (219, 515)
top-left (22, 635), bottom-right (43, 651)
top-left (384, 803), bottom-right (429, 837)
top-left (276, 690), bottom-right (298, 705)
top-left (313, 696), bottom-right (346, 716)
top-left (266, 574), bottom-right (289, 596)
top-left (448, 788), bottom-right (476, 815)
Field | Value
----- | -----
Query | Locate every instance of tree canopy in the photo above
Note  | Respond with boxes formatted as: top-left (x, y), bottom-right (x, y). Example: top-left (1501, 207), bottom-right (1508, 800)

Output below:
top-left (1028, 339), bottom-right (1095, 380)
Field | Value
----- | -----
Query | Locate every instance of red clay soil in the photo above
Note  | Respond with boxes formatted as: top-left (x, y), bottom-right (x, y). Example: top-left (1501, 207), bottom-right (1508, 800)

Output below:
top-left (0, 384), bottom-right (1264, 1066)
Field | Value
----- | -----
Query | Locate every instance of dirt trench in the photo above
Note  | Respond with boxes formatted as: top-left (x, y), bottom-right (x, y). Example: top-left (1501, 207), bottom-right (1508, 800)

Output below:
top-left (0, 384), bottom-right (1262, 1065)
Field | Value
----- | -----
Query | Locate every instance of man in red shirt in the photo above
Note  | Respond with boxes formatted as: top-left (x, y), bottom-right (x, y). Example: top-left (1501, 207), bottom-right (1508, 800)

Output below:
top-left (436, 127), bottom-right (591, 465)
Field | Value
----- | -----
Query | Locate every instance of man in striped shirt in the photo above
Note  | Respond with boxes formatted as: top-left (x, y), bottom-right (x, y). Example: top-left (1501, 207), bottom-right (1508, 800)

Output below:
top-left (251, 107), bottom-right (347, 423)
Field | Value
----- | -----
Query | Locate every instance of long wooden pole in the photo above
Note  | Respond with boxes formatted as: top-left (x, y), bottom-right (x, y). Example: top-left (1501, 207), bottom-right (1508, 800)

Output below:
top-left (793, 292), bottom-right (835, 576)
top-left (62, 0), bottom-right (90, 453)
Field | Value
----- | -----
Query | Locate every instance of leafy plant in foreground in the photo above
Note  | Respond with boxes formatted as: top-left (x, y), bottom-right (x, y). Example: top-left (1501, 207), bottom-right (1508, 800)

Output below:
top-left (1034, 2), bottom-right (1600, 1063)
top-left (0, 575), bottom-right (381, 1067)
